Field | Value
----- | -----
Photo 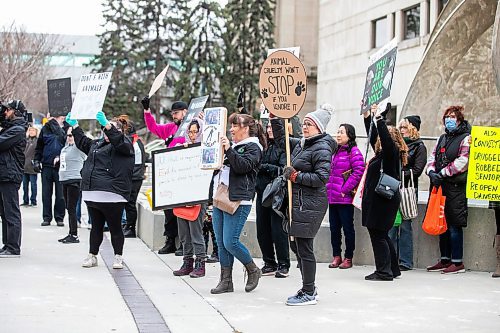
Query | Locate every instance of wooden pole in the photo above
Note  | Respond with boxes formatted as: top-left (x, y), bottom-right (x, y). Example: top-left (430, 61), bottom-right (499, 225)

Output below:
top-left (284, 118), bottom-right (293, 240)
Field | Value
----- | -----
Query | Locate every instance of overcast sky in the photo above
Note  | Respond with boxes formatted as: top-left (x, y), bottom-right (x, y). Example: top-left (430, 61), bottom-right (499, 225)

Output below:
top-left (0, 0), bottom-right (228, 36)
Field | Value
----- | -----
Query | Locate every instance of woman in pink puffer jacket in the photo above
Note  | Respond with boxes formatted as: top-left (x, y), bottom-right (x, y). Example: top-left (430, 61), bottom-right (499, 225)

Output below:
top-left (326, 124), bottom-right (365, 269)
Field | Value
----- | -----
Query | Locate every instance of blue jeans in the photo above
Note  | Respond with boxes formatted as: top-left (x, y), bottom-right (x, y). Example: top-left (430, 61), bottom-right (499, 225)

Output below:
top-left (75, 193), bottom-right (82, 223)
top-left (439, 225), bottom-right (463, 263)
top-left (388, 219), bottom-right (414, 269)
top-left (212, 205), bottom-right (253, 268)
top-left (22, 173), bottom-right (37, 205)
top-left (328, 204), bottom-right (355, 259)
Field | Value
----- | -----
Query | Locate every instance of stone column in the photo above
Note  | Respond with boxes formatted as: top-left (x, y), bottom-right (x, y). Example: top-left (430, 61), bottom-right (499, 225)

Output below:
top-left (387, 12), bottom-right (395, 40)
top-left (420, 0), bottom-right (430, 36)
top-left (429, 0), bottom-right (440, 31)
top-left (395, 10), bottom-right (404, 42)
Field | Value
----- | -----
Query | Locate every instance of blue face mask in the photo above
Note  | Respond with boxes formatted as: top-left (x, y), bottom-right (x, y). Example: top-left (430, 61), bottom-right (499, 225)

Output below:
top-left (445, 117), bottom-right (457, 131)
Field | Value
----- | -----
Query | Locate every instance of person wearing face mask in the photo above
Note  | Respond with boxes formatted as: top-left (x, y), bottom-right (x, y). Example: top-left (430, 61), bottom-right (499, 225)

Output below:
top-left (271, 104), bottom-right (336, 305)
top-left (426, 105), bottom-right (471, 274)
top-left (57, 127), bottom-right (86, 244)
top-left (141, 97), bottom-right (188, 255)
top-left (65, 111), bottom-right (134, 269)
top-left (326, 124), bottom-right (365, 270)
top-left (388, 116), bottom-right (427, 271)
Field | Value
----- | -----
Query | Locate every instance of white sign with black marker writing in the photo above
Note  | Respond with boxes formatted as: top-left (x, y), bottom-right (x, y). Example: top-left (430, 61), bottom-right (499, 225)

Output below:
top-left (70, 72), bottom-right (112, 119)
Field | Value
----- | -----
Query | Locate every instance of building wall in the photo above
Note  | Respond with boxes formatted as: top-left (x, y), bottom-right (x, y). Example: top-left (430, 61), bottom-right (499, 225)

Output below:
top-left (275, 0), bottom-right (319, 118)
top-left (318, 0), bottom-right (446, 133)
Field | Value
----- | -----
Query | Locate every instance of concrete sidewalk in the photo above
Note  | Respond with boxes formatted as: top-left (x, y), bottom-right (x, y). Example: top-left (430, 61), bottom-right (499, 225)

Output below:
top-left (1, 200), bottom-right (500, 333)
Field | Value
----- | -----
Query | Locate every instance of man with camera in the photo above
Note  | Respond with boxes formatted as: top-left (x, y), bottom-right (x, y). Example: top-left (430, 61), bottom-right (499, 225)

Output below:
top-left (33, 112), bottom-right (69, 227)
top-left (0, 100), bottom-right (28, 257)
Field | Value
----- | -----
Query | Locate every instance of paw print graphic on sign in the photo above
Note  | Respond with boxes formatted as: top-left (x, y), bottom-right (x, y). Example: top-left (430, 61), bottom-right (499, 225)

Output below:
top-left (295, 81), bottom-right (305, 96)
top-left (261, 88), bottom-right (269, 98)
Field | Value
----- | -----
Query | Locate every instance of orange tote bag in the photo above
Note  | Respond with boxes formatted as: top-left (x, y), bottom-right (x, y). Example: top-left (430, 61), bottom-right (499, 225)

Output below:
top-left (422, 186), bottom-right (447, 235)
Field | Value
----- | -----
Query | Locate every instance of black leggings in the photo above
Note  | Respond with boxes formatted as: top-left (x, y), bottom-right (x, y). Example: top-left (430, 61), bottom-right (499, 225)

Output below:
top-left (86, 201), bottom-right (125, 255)
top-left (290, 237), bottom-right (316, 294)
top-left (62, 183), bottom-right (80, 236)
top-left (495, 208), bottom-right (500, 235)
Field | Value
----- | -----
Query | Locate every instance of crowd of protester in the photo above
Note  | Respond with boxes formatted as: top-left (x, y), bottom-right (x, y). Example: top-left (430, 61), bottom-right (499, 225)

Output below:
top-left (1, 97), bottom-right (499, 307)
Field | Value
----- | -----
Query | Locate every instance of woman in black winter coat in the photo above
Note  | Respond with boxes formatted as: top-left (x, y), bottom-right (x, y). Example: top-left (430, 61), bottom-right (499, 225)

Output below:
top-left (65, 111), bottom-right (134, 270)
top-left (362, 103), bottom-right (408, 281)
top-left (271, 104), bottom-right (336, 306)
top-left (388, 115), bottom-right (427, 271)
top-left (255, 121), bottom-right (289, 278)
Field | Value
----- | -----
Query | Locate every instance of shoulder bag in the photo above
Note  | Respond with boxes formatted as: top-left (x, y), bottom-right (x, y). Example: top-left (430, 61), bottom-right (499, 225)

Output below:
top-left (399, 169), bottom-right (418, 219)
top-left (213, 174), bottom-right (241, 215)
top-left (375, 160), bottom-right (401, 200)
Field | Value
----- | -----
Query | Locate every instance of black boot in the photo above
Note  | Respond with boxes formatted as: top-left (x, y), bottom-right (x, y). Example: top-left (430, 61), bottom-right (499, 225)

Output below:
top-left (210, 266), bottom-right (234, 294)
top-left (123, 227), bottom-right (136, 238)
top-left (158, 237), bottom-right (176, 254)
top-left (244, 261), bottom-right (261, 292)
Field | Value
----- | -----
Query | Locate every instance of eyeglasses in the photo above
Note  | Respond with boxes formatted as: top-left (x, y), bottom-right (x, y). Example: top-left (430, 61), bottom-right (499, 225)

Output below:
top-left (188, 130), bottom-right (199, 135)
top-left (67, 134), bottom-right (73, 137)
top-left (302, 121), bottom-right (316, 128)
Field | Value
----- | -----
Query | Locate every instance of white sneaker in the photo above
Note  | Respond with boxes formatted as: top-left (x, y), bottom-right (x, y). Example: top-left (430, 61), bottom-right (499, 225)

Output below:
top-left (112, 254), bottom-right (124, 269)
top-left (82, 254), bottom-right (98, 268)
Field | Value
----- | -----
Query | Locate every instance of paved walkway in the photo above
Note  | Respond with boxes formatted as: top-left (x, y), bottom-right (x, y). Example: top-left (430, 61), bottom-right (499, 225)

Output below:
top-left (1, 199), bottom-right (500, 333)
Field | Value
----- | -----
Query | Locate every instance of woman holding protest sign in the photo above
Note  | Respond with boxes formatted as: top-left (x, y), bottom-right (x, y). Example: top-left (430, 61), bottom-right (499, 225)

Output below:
top-left (426, 106), bottom-right (471, 274)
top-left (362, 103), bottom-right (408, 281)
top-left (271, 104), bottom-right (336, 306)
top-left (66, 111), bottom-right (135, 269)
top-left (210, 113), bottom-right (266, 294)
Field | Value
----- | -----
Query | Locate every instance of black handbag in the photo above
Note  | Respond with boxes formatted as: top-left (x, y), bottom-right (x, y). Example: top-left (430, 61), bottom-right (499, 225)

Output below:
top-left (375, 160), bottom-right (401, 200)
top-left (262, 175), bottom-right (286, 207)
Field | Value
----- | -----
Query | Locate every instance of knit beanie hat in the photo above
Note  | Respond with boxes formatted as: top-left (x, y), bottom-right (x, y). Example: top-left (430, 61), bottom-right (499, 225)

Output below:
top-left (304, 104), bottom-right (334, 134)
top-left (405, 115), bottom-right (421, 131)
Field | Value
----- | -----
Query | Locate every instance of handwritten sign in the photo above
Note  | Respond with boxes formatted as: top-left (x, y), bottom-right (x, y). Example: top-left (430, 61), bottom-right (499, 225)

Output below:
top-left (360, 39), bottom-right (397, 114)
top-left (174, 95), bottom-right (209, 138)
top-left (152, 143), bottom-right (213, 210)
top-left (466, 126), bottom-right (500, 201)
top-left (259, 50), bottom-right (307, 119)
top-left (47, 77), bottom-right (72, 117)
top-left (201, 107), bottom-right (227, 170)
top-left (70, 72), bottom-right (112, 119)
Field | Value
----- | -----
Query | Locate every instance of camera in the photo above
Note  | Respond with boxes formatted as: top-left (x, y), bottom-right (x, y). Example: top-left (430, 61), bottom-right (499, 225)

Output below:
top-left (0, 100), bottom-right (32, 125)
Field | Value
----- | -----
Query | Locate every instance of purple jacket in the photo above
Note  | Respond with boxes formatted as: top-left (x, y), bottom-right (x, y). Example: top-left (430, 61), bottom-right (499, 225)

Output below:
top-left (326, 145), bottom-right (365, 204)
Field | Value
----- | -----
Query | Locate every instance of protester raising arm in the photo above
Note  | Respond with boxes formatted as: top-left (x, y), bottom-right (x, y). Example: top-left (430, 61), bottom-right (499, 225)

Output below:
top-left (141, 96), bottom-right (179, 140)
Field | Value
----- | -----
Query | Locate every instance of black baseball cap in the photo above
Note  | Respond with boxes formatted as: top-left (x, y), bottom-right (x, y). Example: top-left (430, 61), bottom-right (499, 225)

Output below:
top-left (171, 101), bottom-right (188, 111)
top-left (6, 100), bottom-right (26, 113)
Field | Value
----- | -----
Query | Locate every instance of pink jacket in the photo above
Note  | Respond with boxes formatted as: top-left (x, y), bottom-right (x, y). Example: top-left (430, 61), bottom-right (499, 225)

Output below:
top-left (144, 111), bottom-right (183, 148)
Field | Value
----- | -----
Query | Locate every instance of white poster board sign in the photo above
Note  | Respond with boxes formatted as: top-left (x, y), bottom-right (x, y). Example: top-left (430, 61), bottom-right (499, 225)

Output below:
top-left (70, 72), bottom-right (112, 119)
top-left (267, 46), bottom-right (300, 58)
top-left (152, 143), bottom-right (213, 210)
top-left (201, 107), bottom-right (227, 170)
top-left (148, 64), bottom-right (169, 97)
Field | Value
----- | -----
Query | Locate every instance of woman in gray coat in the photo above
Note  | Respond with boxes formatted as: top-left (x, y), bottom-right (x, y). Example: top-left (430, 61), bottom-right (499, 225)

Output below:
top-left (271, 104), bottom-right (336, 306)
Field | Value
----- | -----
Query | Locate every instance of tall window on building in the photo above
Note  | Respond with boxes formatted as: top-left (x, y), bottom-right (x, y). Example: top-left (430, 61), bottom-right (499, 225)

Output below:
top-left (438, 0), bottom-right (449, 14)
top-left (404, 5), bottom-right (420, 40)
top-left (372, 16), bottom-right (387, 48)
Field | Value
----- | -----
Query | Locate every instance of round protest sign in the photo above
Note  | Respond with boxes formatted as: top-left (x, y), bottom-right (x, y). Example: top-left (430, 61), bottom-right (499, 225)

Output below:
top-left (259, 50), bottom-right (307, 118)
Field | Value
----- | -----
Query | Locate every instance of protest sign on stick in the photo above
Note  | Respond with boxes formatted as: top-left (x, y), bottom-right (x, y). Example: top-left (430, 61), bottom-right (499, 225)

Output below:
top-left (267, 46), bottom-right (300, 58)
top-left (360, 39), bottom-right (398, 114)
top-left (259, 50), bottom-right (308, 228)
top-left (148, 64), bottom-right (170, 98)
top-left (466, 126), bottom-right (500, 201)
top-left (47, 77), bottom-right (72, 117)
top-left (174, 95), bottom-right (209, 138)
top-left (70, 72), bottom-right (112, 119)
top-left (200, 107), bottom-right (227, 170)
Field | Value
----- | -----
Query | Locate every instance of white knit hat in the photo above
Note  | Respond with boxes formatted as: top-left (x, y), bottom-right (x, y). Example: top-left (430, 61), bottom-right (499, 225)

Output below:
top-left (304, 104), bottom-right (334, 133)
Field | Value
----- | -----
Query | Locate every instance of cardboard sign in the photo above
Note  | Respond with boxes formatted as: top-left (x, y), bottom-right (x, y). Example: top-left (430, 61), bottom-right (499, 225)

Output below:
top-left (174, 95), bottom-right (209, 138)
top-left (152, 143), bottom-right (213, 210)
top-left (360, 39), bottom-right (398, 114)
top-left (466, 126), bottom-right (500, 201)
top-left (70, 72), bottom-right (112, 119)
top-left (200, 107), bottom-right (227, 170)
top-left (259, 50), bottom-right (307, 119)
top-left (148, 64), bottom-right (169, 98)
top-left (47, 77), bottom-right (72, 117)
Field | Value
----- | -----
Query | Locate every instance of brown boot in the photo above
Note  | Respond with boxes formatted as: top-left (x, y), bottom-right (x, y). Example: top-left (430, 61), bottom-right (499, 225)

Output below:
top-left (244, 261), bottom-right (261, 292)
top-left (210, 266), bottom-right (234, 294)
top-left (493, 235), bottom-right (500, 278)
top-left (173, 257), bottom-right (194, 276)
top-left (189, 257), bottom-right (206, 278)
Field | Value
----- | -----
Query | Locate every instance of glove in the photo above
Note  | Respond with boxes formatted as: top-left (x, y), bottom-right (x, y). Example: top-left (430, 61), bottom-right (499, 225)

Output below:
top-left (32, 160), bottom-right (42, 173)
top-left (375, 102), bottom-right (391, 119)
top-left (428, 171), bottom-right (443, 187)
top-left (95, 111), bottom-right (109, 127)
top-left (283, 166), bottom-right (296, 180)
top-left (141, 96), bottom-right (150, 110)
top-left (65, 112), bottom-right (78, 127)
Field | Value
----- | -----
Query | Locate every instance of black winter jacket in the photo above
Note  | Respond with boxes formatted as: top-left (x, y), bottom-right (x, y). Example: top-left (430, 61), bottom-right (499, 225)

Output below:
top-left (73, 125), bottom-right (135, 201)
top-left (130, 136), bottom-right (146, 181)
top-left (402, 138), bottom-right (427, 189)
top-left (362, 116), bottom-right (401, 231)
top-left (217, 137), bottom-right (263, 202)
top-left (0, 117), bottom-right (27, 184)
top-left (256, 139), bottom-right (286, 193)
top-left (271, 118), bottom-right (336, 238)
top-left (34, 119), bottom-right (68, 167)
